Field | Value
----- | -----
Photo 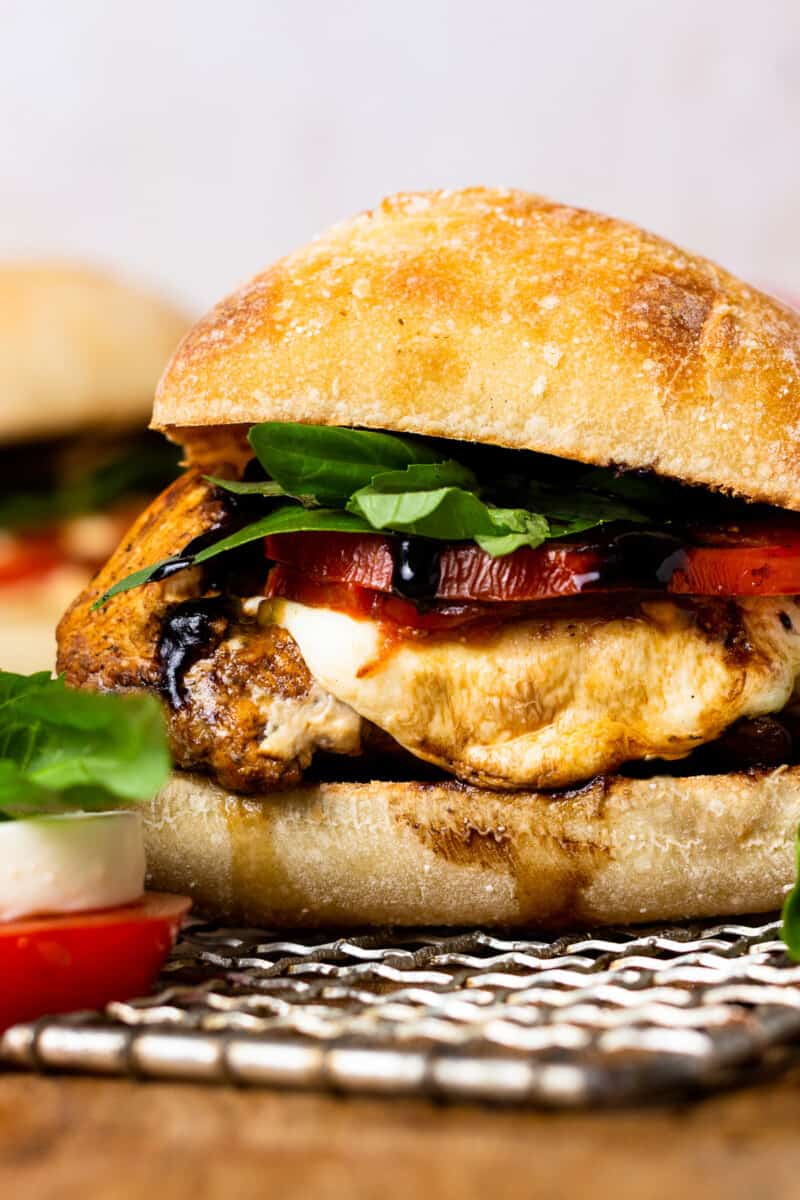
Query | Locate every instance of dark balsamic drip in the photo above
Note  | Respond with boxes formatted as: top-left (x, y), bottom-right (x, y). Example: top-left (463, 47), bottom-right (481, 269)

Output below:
top-left (154, 473), bottom-right (280, 708)
top-left (148, 522), bottom-right (231, 583)
top-left (149, 477), bottom-right (277, 594)
top-left (388, 528), bottom-right (689, 607)
top-left (587, 529), bottom-right (688, 590)
top-left (157, 597), bottom-right (230, 709)
top-left (392, 538), bottom-right (442, 600)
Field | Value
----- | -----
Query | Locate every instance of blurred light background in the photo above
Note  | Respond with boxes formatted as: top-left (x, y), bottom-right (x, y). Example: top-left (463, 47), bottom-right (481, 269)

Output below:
top-left (2, 0), bottom-right (798, 312)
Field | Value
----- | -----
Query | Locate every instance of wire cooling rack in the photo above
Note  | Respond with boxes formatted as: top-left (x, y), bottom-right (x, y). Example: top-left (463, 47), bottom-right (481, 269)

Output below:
top-left (4, 915), bottom-right (800, 1106)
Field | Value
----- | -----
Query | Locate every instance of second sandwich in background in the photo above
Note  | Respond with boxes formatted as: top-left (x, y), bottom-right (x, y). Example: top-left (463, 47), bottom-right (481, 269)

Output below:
top-left (0, 263), bottom-right (190, 673)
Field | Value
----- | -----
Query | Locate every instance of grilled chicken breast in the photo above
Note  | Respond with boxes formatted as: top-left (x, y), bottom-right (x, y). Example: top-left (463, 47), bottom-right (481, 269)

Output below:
top-left (57, 470), bottom-right (368, 791)
top-left (272, 593), bottom-right (800, 789)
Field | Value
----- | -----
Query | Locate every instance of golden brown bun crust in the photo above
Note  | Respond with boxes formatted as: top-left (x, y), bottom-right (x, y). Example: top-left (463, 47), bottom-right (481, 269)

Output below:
top-left (144, 768), bottom-right (800, 927)
top-left (0, 262), bottom-right (190, 442)
top-left (155, 188), bottom-right (800, 509)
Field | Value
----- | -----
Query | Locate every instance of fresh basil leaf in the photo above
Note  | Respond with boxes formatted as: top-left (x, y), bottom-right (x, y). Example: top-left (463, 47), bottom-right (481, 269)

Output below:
top-left (248, 422), bottom-right (442, 504)
top-left (94, 505), bottom-right (374, 607)
top-left (192, 507), bottom-right (372, 562)
top-left (474, 510), bottom-right (550, 555)
top-left (93, 560), bottom-right (169, 607)
top-left (205, 474), bottom-right (321, 510)
top-left (0, 669), bottom-right (52, 706)
top-left (575, 466), bottom-right (682, 510)
top-left (782, 827), bottom-right (800, 960)
top-left (520, 485), bottom-right (648, 538)
top-left (475, 532), bottom-right (534, 556)
top-left (0, 671), bottom-right (171, 818)
top-left (0, 761), bottom-right (55, 810)
top-left (204, 476), bottom-right (287, 498)
top-left (365, 461), bottom-right (478, 493)
top-left (231, 458), bottom-right (477, 518)
top-left (348, 485), bottom-right (483, 539)
top-left (0, 761), bottom-right (137, 815)
top-left (347, 482), bottom-right (550, 555)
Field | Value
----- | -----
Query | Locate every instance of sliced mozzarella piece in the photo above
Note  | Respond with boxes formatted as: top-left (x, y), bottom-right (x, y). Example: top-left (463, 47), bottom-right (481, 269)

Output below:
top-left (0, 811), bottom-right (145, 922)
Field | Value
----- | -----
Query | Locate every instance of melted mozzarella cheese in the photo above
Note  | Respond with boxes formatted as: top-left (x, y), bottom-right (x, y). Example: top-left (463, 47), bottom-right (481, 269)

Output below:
top-left (271, 596), bottom-right (800, 789)
top-left (0, 811), bottom-right (145, 922)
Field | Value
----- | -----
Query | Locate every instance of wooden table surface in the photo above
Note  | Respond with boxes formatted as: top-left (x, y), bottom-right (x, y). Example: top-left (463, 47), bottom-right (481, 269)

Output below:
top-left (3, 1066), bottom-right (800, 1199)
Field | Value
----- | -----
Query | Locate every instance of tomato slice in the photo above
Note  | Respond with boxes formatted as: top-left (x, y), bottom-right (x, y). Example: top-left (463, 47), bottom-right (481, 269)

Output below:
top-left (266, 532), bottom-right (395, 591)
top-left (672, 545), bottom-right (800, 595)
top-left (265, 532), bottom-right (603, 603)
top-left (436, 541), bottom-right (603, 600)
top-left (672, 520), bottom-right (800, 595)
top-left (267, 520), bottom-right (800, 603)
top-left (266, 566), bottom-right (503, 631)
top-left (0, 532), bottom-right (65, 586)
top-left (0, 892), bottom-right (191, 1031)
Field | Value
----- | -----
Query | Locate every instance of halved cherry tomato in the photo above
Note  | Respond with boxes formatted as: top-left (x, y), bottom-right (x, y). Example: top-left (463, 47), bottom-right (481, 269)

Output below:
top-left (0, 892), bottom-right (191, 1031)
top-left (266, 521), bottom-right (800, 604)
top-left (0, 532), bottom-right (65, 586)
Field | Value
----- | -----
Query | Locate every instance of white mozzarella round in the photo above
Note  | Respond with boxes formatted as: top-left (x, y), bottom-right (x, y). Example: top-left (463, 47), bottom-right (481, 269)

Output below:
top-left (0, 811), bottom-right (146, 922)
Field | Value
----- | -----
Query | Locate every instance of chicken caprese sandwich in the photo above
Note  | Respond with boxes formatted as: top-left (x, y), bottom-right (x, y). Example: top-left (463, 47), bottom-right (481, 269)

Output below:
top-left (57, 188), bottom-right (800, 927)
top-left (0, 263), bottom-right (189, 673)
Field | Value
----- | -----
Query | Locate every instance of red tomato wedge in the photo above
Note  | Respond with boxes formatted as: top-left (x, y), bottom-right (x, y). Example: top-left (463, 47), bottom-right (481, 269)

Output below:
top-left (266, 523), bottom-right (800, 604)
top-left (0, 892), bottom-right (191, 1032)
top-left (0, 532), bottom-right (65, 587)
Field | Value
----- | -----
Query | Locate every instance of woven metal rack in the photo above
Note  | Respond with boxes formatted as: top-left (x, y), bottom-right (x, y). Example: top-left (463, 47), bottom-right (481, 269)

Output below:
top-left (4, 915), bottom-right (800, 1106)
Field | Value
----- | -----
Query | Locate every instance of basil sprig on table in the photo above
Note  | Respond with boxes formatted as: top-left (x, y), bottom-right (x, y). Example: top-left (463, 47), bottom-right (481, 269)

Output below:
top-left (0, 671), bottom-right (171, 819)
top-left (95, 422), bottom-right (649, 607)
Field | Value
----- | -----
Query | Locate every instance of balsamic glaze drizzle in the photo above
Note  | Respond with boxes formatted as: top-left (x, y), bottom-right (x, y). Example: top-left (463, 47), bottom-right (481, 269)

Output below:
top-left (584, 529), bottom-right (688, 590)
top-left (157, 597), bottom-right (230, 709)
top-left (391, 538), bottom-right (442, 600)
top-left (148, 522), bottom-right (231, 583)
top-left (151, 483), bottom-right (275, 591)
top-left (388, 528), bottom-right (687, 601)
top-left (155, 482), bottom-right (277, 706)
